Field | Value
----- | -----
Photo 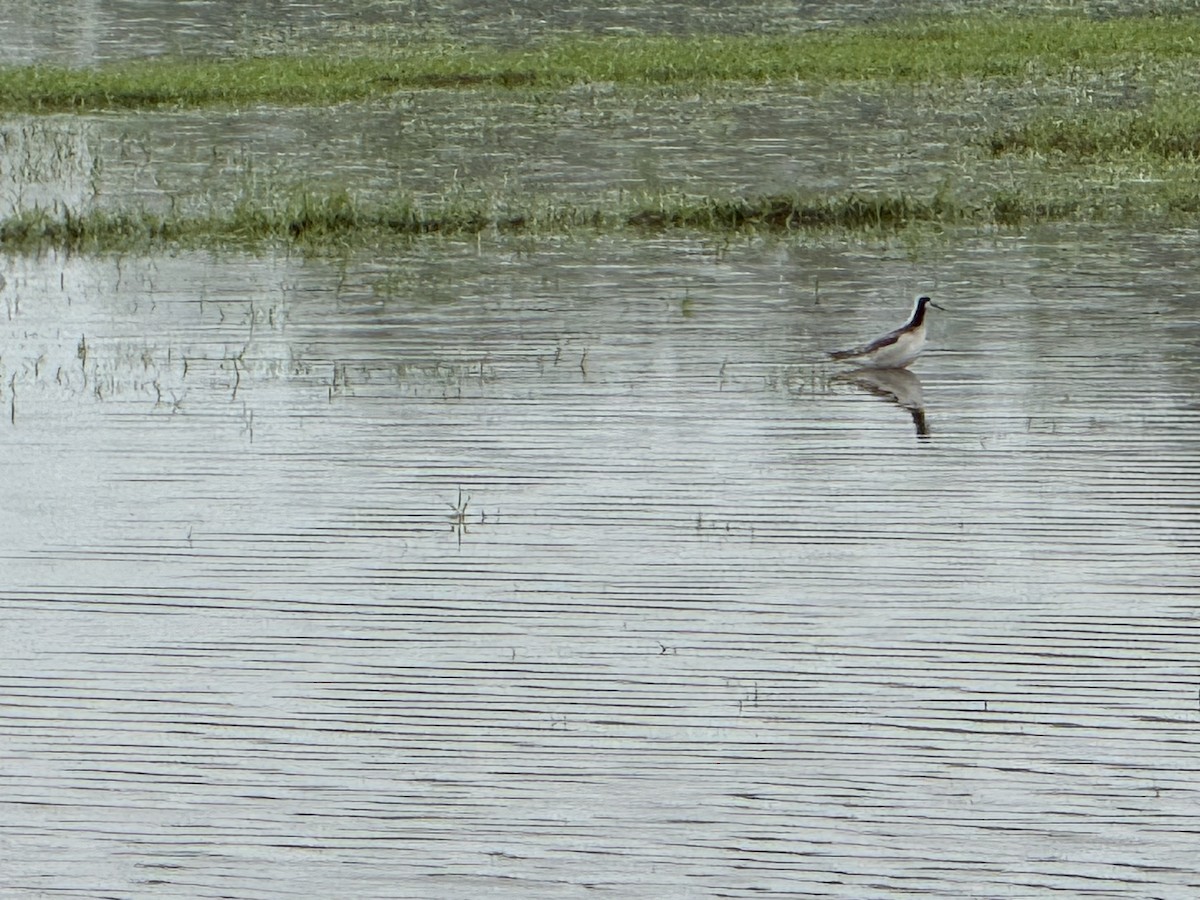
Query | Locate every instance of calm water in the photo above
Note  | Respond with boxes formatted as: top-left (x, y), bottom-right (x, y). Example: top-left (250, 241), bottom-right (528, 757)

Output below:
top-left (3, 2), bottom-right (1200, 896)
top-left (1, 229), bottom-right (1198, 898)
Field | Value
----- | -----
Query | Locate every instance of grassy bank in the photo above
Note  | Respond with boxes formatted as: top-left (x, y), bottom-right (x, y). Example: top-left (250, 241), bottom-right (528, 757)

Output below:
top-left (4, 176), bottom-right (1198, 252)
top-left (1, 14), bottom-right (1198, 111)
top-left (0, 191), bottom-right (944, 251)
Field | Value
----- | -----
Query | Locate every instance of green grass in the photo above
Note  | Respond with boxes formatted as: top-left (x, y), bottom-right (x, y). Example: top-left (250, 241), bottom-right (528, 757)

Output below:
top-left (7, 175), bottom-right (1200, 252)
top-left (0, 191), bottom-right (895, 251)
top-left (2, 11), bottom-right (1198, 250)
top-left (628, 192), bottom-right (970, 230)
top-left (0, 189), bottom-right (591, 250)
top-left (2, 14), bottom-right (1199, 111)
top-left (990, 94), bottom-right (1200, 159)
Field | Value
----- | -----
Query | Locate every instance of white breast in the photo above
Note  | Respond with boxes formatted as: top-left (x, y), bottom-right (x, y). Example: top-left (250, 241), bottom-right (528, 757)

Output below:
top-left (865, 323), bottom-right (926, 368)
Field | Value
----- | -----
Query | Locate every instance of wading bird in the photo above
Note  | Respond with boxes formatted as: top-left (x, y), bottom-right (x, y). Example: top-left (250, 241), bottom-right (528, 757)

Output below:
top-left (829, 295), bottom-right (944, 369)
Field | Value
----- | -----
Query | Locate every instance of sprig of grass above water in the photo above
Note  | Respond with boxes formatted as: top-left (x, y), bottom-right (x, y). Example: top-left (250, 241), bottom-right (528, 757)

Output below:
top-left (1, 14), bottom-right (1198, 111)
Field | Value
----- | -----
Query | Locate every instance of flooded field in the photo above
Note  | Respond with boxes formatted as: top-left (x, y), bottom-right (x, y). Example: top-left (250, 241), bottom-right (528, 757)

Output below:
top-left (1, 230), bottom-right (1198, 898)
top-left (3, 1), bottom-right (1200, 898)
top-left (0, 0), bottom-right (1033, 65)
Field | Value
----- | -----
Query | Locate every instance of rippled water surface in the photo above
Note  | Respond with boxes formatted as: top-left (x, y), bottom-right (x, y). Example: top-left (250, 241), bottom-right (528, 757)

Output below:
top-left (0, 0), bottom-right (991, 64)
top-left (1, 228), bottom-right (1198, 898)
top-left (0, 0), bottom-right (1179, 65)
top-left (3, 1), bottom-right (1200, 896)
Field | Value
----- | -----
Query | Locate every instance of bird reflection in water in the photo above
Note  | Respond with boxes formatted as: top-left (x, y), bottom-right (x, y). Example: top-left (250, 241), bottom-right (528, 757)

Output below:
top-left (838, 367), bottom-right (930, 439)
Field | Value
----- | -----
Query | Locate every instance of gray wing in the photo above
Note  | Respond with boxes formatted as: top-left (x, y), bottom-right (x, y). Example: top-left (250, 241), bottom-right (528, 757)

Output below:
top-left (828, 325), bottom-right (903, 360)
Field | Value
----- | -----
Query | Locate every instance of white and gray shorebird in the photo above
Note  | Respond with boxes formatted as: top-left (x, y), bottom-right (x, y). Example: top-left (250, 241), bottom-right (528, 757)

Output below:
top-left (828, 295), bottom-right (944, 369)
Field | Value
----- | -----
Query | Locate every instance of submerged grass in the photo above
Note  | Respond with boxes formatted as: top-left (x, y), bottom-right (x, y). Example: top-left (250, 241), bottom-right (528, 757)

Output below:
top-left (1, 14), bottom-right (1199, 111)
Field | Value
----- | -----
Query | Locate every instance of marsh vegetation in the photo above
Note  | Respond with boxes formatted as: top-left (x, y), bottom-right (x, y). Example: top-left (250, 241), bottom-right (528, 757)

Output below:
top-left (1, 10), bottom-right (1198, 250)
top-left (3, 15), bottom-right (1199, 110)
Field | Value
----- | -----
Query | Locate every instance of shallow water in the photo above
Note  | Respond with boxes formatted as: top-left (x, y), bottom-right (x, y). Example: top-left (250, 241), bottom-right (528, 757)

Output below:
top-left (1, 228), bottom-right (1198, 898)
top-left (0, 83), bottom-right (975, 227)
top-left (3, 2), bottom-right (1200, 894)
top-left (0, 1), bottom-right (987, 65)
top-left (0, 0), bottom-right (1182, 65)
